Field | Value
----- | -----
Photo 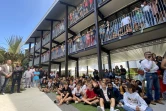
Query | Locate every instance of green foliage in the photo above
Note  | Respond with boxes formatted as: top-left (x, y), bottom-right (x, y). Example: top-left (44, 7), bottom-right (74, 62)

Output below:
top-left (0, 36), bottom-right (28, 66)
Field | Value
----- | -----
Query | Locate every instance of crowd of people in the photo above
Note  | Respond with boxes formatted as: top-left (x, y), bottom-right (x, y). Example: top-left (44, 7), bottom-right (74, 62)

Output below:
top-left (36, 0), bottom-right (166, 62)
top-left (1, 50), bottom-right (166, 111)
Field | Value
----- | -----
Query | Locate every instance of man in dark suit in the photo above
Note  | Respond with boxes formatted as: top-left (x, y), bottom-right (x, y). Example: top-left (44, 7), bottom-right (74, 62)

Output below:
top-left (10, 63), bottom-right (23, 93)
top-left (0, 60), bottom-right (13, 95)
top-left (97, 82), bottom-right (120, 111)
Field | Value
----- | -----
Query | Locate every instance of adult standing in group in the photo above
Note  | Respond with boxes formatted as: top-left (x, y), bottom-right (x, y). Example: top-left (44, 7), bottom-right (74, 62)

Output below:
top-left (33, 69), bottom-right (40, 87)
top-left (141, 51), bottom-right (163, 105)
top-left (23, 67), bottom-right (33, 88)
top-left (10, 63), bottom-right (23, 93)
top-left (120, 65), bottom-right (127, 82)
top-left (0, 60), bottom-right (13, 95)
top-left (39, 68), bottom-right (44, 85)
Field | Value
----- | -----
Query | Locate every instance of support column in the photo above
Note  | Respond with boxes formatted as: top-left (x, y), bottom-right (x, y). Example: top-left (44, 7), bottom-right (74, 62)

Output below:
top-left (32, 38), bottom-right (36, 66)
top-left (39, 31), bottom-right (43, 68)
top-left (28, 42), bottom-right (32, 62)
top-left (126, 61), bottom-right (130, 79)
top-left (94, 0), bottom-right (102, 78)
top-left (48, 21), bottom-right (53, 75)
top-left (107, 52), bottom-right (112, 70)
top-left (76, 60), bottom-right (79, 77)
top-left (87, 66), bottom-right (89, 75)
top-left (65, 5), bottom-right (69, 77)
top-left (59, 63), bottom-right (61, 77)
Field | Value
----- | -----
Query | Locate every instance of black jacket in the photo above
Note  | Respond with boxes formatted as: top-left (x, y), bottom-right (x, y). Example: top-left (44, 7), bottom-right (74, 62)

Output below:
top-left (98, 88), bottom-right (112, 102)
top-left (12, 66), bottom-right (23, 79)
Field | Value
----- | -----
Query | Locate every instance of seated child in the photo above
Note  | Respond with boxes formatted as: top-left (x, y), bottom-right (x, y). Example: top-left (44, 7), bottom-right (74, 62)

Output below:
top-left (82, 82), bottom-right (99, 106)
top-left (123, 84), bottom-right (153, 111)
top-left (72, 82), bottom-right (83, 103)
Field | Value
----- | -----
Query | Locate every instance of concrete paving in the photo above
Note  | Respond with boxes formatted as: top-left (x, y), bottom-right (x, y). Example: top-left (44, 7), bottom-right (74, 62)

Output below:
top-left (0, 88), bottom-right (61, 111)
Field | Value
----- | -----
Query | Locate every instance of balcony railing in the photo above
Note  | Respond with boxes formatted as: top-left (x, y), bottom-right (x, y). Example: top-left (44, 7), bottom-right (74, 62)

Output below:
top-left (42, 34), bottom-right (50, 46)
top-left (52, 21), bottom-right (65, 39)
top-left (51, 45), bottom-right (65, 60)
top-left (34, 57), bottom-right (39, 65)
top-left (35, 42), bottom-right (41, 50)
top-left (41, 51), bottom-right (50, 63)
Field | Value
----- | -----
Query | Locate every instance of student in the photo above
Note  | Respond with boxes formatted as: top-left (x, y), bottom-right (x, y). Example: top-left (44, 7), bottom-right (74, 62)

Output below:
top-left (97, 82), bottom-right (120, 111)
top-left (40, 79), bottom-right (48, 92)
top-left (72, 83), bottom-right (83, 103)
top-left (33, 69), bottom-right (40, 87)
top-left (69, 79), bottom-right (76, 91)
top-left (82, 82), bottom-right (99, 106)
top-left (123, 84), bottom-right (153, 111)
top-left (55, 82), bottom-right (73, 106)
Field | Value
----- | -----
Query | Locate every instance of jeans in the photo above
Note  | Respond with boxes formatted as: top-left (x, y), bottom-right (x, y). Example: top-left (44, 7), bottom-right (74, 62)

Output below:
top-left (145, 73), bottom-right (160, 101)
top-left (121, 75), bottom-right (126, 82)
top-left (11, 78), bottom-right (21, 93)
top-left (1, 78), bottom-right (9, 93)
top-left (123, 105), bottom-right (153, 111)
top-left (144, 10), bottom-right (155, 27)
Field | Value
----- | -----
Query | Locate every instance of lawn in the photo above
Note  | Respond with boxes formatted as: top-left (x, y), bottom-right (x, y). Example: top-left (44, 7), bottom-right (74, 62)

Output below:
top-left (71, 103), bottom-right (124, 111)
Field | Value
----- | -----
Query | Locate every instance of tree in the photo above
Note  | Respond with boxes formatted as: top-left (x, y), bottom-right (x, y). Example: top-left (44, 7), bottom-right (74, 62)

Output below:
top-left (0, 36), bottom-right (28, 66)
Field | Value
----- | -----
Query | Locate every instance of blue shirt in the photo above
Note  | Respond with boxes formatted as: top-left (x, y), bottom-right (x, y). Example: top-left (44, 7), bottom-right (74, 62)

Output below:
top-left (33, 71), bottom-right (40, 80)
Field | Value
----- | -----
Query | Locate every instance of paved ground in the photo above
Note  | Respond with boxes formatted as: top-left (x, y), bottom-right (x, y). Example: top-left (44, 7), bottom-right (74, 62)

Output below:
top-left (0, 88), bottom-right (61, 111)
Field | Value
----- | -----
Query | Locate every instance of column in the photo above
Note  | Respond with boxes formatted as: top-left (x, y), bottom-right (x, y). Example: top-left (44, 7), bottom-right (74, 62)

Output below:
top-left (32, 38), bottom-right (36, 66)
top-left (76, 59), bottom-right (79, 77)
top-left (126, 61), bottom-right (130, 79)
top-left (87, 66), bottom-right (89, 75)
top-left (107, 52), bottom-right (112, 70)
top-left (94, 0), bottom-right (102, 78)
top-left (65, 5), bottom-right (69, 77)
top-left (48, 21), bottom-right (53, 75)
top-left (28, 42), bottom-right (32, 62)
top-left (59, 63), bottom-right (61, 77)
top-left (39, 31), bottom-right (43, 67)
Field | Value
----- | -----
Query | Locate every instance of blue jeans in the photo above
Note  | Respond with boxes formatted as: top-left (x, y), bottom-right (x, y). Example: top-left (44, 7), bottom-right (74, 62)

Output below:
top-left (145, 73), bottom-right (160, 101)
top-left (144, 10), bottom-right (155, 27)
top-left (123, 105), bottom-right (153, 111)
top-left (1, 78), bottom-right (9, 93)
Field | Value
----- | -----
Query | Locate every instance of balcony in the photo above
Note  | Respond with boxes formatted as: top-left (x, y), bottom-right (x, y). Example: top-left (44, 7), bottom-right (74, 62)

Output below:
top-left (41, 51), bottom-right (50, 63)
top-left (34, 57), bottom-right (39, 65)
top-left (42, 33), bottom-right (50, 46)
top-left (35, 42), bottom-right (41, 51)
top-left (30, 47), bottom-right (34, 54)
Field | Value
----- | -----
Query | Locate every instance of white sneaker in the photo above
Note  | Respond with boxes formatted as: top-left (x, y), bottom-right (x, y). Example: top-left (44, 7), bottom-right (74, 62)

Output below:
top-left (75, 101), bottom-right (78, 104)
top-left (97, 106), bottom-right (103, 111)
top-left (114, 109), bottom-right (120, 111)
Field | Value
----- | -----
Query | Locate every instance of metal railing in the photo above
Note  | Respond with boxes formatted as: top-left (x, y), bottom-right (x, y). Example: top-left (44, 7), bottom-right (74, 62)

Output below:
top-left (35, 42), bottom-right (41, 50)
top-left (34, 57), bottom-right (39, 65)
top-left (52, 21), bottom-right (65, 39)
top-left (41, 51), bottom-right (50, 63)
top-left (42, 33), bottom-right (50, 46)
top-left (51, 45), bottom-right (65, 60)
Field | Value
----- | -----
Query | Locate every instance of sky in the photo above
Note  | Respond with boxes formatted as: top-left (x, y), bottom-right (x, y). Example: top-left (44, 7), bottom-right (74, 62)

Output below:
top-left (0, 0), bottom-right (55, 49)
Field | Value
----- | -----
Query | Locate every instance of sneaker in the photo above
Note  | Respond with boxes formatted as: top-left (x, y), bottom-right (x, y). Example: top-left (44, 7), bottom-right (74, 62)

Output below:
top-left (91, 103), bottom-right (97, 107)
top-left (114, 109), bottom-right (120, 111)
top-left (75, 101), bottom-right (78, 104)
top-left (97, 106), bottom-right (102, 111)
top-left (54, 100), bottom-right (57, 103)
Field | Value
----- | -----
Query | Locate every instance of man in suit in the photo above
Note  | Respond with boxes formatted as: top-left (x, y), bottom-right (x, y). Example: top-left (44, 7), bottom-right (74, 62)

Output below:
top-left (10, 63), bottom-right (23, 94)
top-left (0, 60), bottom-right (13, 95)
top-left (97, 82), bottom-right (120, 111)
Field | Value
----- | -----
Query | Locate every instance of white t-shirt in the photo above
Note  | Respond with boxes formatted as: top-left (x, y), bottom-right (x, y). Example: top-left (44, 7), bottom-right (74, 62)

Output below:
top-left (142, 5), bottom-right (151, 12)
top-left (82, 85), bottom-right (87, 94)
top-left (121, 16), bottom-right (130, 26)
top-left (124, 92), bottom-right (148, 111)
top-left (102, 89), bottom-right (110, 102)
top-left (72, 87), bottom-right (82, 97)
top-left (69, 84), bottom-right (76, 90)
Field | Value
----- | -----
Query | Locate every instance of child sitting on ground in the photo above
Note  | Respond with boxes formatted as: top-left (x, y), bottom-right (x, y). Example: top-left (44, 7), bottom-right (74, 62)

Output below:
top-left (72, 82), bottom-right (83, 103)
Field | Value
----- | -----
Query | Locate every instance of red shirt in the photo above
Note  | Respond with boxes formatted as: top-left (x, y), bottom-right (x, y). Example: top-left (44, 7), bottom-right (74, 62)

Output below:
top-left (89, 0), bottom-right (93, 4)
top-left (86, 89), bottom-right (96, 98)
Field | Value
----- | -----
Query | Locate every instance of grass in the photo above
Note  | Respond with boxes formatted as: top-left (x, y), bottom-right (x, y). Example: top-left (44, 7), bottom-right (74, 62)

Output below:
top-left (71, 103), bottom-right (124, 111)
